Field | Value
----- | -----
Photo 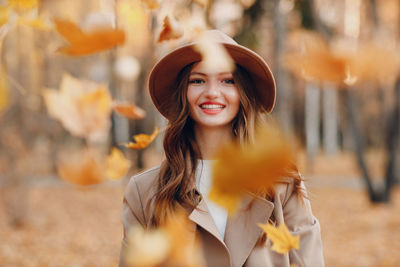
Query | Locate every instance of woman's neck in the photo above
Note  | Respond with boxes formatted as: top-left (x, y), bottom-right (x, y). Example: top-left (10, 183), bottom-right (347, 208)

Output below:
top-left (194, 125), bottom-right (234, 160)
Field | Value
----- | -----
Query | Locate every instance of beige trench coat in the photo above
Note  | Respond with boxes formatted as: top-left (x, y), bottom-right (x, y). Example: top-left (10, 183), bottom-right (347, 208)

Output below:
top-left (119, 165), bottom-right (324, 267)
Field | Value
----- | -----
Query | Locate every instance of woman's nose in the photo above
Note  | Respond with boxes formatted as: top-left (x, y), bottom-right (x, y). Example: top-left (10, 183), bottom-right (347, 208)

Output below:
top-left (204, 80), bottom-right (220, 98)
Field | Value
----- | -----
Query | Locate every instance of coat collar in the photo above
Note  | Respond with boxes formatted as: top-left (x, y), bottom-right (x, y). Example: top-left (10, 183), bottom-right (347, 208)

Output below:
top-left (188, 193), bottom-right (274, 267)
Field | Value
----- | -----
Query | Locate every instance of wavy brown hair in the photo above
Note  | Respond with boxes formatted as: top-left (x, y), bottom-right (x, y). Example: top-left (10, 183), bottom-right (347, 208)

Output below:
top-left (150, 63), bottom-right (302, 227)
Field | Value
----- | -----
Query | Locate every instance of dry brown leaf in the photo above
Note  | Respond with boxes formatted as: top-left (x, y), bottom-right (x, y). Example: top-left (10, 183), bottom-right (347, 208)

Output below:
top-left (54, 18), bottom-right (125, 56)
top-left (105, 147), bottom-right (131, 180)
top-left (42, 73), bottom-right (112, 142)
top-left (157, 15), bottom-right (184, 43)
top-left (113, 102), bottom-right (146, 119)
top-left (210, 123), bottom-right (294, 214)
top-left (123, 127), bottom-right (160, 150)
top-left (57, 148), bottom-right (105, 186)
top-left (193, 31), bottom-right (235, 74)
top-left (258, 222), bottom-right (299, 254)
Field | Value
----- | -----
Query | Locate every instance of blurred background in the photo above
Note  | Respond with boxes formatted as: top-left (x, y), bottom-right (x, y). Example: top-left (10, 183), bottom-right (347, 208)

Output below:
top-left (1, 0), bottom-right (400, 266)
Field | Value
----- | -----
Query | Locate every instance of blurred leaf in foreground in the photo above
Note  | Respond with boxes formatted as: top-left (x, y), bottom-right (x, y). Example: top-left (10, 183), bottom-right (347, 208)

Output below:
top-left (193, 31), bottom-right (235, 74)
top-left (258, 222), bottom-right (299, 254)
top-left (157, 15), bottom-right (184, 43)
top-left (125, 209), bottom-right (204, 267)
top-left (105, 147), bottom-right (131, 180)
top-left (125, 225), bottom-right (170, 267)
top-left (0, 6), bottom-right (11, 26)
top-left (57, 148), bottom-right (105, 186)
top-left (210, 123), bottom-right (294, 214)
top-left (54, 18), bottom-right (125, 56)
top-left (42, 73), bottom-right (112, 142)
top-left (123, 127), bottom-right (160, 150)
top-left (113, 102), bottom-right (146, 119)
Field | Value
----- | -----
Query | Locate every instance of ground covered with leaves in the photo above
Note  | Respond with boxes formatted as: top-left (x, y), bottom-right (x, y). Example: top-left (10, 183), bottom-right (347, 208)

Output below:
top-left (0, 179), bottom-right (399, 266)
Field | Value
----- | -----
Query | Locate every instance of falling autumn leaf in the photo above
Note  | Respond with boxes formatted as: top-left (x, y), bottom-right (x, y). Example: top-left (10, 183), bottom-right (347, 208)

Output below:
top-left (193, 31), bottom-right (235, 74)
top-left (105, 147), bottom-right (131, 180)
top-left (57, 148), bottom-right (105, 186)
top-left (210, 123), bottom-right (294, 213)
top-left (125, 209), bottom-right (205, 267)
top-left (42, 73), bottom-right (112, 142)
top-left (54, 18), bottom-right (125, 56)
top-left (125, 226), bottom-right (170, 267)
top-left (113, 102), bottom-right (146, 119)
top-left (123, 127), bottom-right (160, 150)
top-left (258, 222), bottom-right (299, 254)
top-left (283, 30), bottom-right (348, 84)
top-left (141, 0), bottom-right (160, 10)
top-left (157, 15), bottom-right (184, 43)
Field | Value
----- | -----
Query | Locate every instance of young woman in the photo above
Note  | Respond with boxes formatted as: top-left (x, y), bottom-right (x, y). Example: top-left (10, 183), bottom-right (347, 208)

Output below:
top-left (120, 30), bottom-right (324, 267)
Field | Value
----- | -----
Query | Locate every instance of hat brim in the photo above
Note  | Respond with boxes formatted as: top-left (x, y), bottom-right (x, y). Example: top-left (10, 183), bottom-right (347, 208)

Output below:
top-left (149, 43), bottom-right (276, 120)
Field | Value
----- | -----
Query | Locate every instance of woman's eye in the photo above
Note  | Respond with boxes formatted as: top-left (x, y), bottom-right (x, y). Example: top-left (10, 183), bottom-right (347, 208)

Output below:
top-left (223, 79), bottom-right (235, 84)
top-left (189, 79), bottom-right (204, 84)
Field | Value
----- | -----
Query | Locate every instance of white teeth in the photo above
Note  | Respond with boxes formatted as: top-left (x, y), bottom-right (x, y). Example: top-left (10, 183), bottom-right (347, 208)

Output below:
top-left (200, 104), bottom-right (225, 110)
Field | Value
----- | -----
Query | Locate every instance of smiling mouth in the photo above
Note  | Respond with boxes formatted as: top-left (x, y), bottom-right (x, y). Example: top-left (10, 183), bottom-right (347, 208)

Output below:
top-left (199, 104), bottom-right (225, 110)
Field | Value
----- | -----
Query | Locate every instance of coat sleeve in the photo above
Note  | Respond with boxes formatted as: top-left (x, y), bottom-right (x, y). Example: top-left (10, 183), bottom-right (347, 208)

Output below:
top-left (283, 179), bottom-right (325, 267)
top-left (119, 177), bottom-right (146, 267)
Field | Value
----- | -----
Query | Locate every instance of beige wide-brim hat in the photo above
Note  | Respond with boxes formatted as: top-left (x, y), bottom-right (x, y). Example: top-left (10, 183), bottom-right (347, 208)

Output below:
top-left (148, 30), bottom-right (276, 120)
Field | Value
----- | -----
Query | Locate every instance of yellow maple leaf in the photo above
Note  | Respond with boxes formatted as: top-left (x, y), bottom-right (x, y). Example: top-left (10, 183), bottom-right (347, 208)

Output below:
top-left (105, 147), bottom-right (131, 180)
top-left (125, 225), bottom-right (170, 267)
top-left (193, 31), bottom-right (235, 74)
top-left (57, 148), bottom-right (105, 186)
top-left (258, 222), bottom-right (299, 254)
top-left (123, 127), bottom-right (160, 150)
top-left (42, 73), bottom-right (112, 142)
top-left (210, 123), bottom-right (294, 214)
top-left (54, 18), bottom-right (125, 56)
top-left (157, 15), bottom-right (184, 43)
top-left (113, 102), bottom-right (146, 119)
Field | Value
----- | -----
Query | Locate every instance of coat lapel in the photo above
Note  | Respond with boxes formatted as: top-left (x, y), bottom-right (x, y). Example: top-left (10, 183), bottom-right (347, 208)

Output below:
top-left (224, 194), bottom-right (274, 267)
top-left (188, 198), bottom-right (226, 245)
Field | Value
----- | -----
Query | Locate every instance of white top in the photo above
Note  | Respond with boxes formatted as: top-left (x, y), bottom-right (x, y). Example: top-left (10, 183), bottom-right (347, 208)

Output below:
top-left (195, 160), bottom-right (228, 239)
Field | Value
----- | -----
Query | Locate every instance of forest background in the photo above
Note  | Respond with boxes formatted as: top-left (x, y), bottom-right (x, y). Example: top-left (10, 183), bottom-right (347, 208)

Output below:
top-left (1, 0), bottom-right (400, 266)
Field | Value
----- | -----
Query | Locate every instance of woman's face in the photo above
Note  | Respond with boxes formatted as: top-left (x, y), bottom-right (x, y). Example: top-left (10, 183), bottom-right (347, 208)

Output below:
top-left (187, 62), bottom-right (240, 130)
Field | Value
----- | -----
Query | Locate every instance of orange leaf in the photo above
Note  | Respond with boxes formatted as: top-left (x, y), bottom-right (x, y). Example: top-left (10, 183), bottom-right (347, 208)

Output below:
top-left (57, 148), bottom-right (105, 186)
top-left (105, 147), bottom-right (131, 180)
top-left (54, 18), bottom-right (125, 56)
top-left (113, 102), bottom-right (146, 119)
top-left (8, 0), bottom-right (39, 11)
top-left (42, 73), bottom-right (112, 142)
top-left (210, 123), bottom-right (294, 214)
top-left (157, 15), bottom-right (184, 43)
top-left (258, 222), bottom-right (299, 254)
top-left (0, 6), bottom-right (10, 26)
top-left (123, 127), bottom-right (160, 150)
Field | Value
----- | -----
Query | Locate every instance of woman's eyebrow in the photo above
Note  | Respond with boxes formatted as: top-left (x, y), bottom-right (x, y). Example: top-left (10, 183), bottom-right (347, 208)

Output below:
top-left (190, 72), bottom-right (206, 76)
